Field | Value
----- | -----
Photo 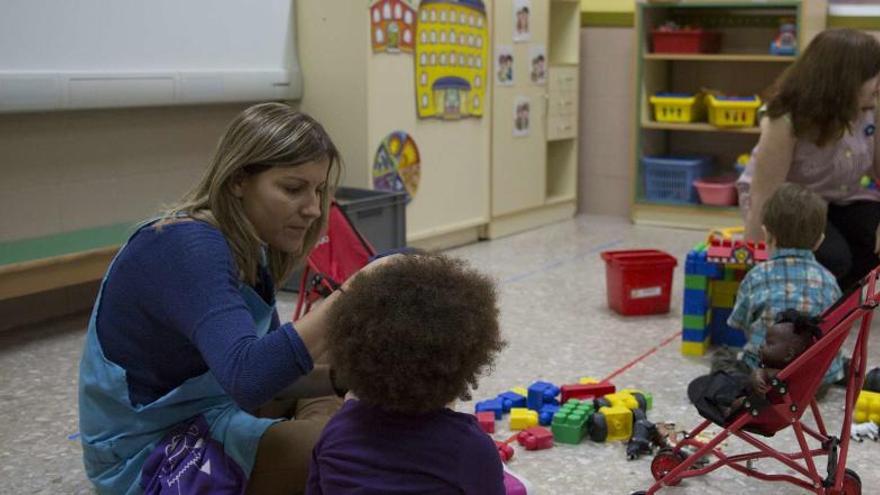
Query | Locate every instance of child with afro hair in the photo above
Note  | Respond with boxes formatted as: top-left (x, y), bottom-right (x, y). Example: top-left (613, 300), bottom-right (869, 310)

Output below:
top-left (306, 252), bottom-right (507, 494)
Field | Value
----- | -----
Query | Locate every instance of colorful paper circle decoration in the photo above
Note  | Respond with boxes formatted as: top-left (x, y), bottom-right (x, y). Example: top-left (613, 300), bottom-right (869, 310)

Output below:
top-left (373, 131), bottom-right (421, 204)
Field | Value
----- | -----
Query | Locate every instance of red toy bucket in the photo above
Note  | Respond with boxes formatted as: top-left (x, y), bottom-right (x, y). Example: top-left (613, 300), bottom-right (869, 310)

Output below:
top-left (601, 250), bottom-right (678, 316)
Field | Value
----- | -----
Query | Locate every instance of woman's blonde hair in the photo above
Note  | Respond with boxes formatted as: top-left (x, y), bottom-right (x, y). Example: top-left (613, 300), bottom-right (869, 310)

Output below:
top-left (161, 102), bottom-right (341, 287)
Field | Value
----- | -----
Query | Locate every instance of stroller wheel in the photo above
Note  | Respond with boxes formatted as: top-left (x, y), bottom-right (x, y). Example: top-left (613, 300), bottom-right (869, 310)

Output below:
top-left (840, 468), bottom-right (861, 495)
top-left (651, 448), bottom-right (687, 486)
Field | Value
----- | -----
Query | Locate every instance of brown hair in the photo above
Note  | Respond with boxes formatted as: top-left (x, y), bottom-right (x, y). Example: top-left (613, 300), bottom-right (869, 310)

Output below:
top-left (161, 103), bottom-right (340, 286)
top-left (327, 253), bottom-right (506, 415)
top-left (766, 28), bottom-right (880, 146)
top-left (761, 183), bottom-right (827, 249)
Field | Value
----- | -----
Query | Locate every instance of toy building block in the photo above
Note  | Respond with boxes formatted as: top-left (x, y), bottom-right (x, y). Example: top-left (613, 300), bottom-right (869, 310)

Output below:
top-left (495, 441), bottom-right (514, 463)
top-left (621, 389), bottom-right (653, 411)
top-left (551, 399), bottom-right (594, 444)
top-left (510, 386), bottom-right (528, 397)
top-left (681, 338), bottom-right (711, 357)
top-left (510, 408), bottom-right (539, 430)
top-left (685, 248), bottom-right (722, 278)
top-left (475, 398), bottom-right (505, 419)
top-left (516, 426), bottom-right (554, 451)
top-left (682, 311), bottom-right (711, 333)
top-left (560, 382), bottom-right (615, 404)
top-left (538, 404), bottom-right (560, 426)
top-left (497, 391), bottom-right (528, 412)
top-left (527, 381), bottom-right (560, 410)
top-left (578, 377), bottom-right (600, 385)
top-left (476, 411), bottom-right (496, 434)
top-left (855, 390), bottom-right (880, 424)
top-left (593, 405), bottom-right (633, 442)
top-left (685, 273), bottom-right (708, 291)
top-left (706, 235), bottom-right (767, 267)
top-left (605, 392), bottom-right (640, 411)
top-left (683, 288), bottom-right (709, 315)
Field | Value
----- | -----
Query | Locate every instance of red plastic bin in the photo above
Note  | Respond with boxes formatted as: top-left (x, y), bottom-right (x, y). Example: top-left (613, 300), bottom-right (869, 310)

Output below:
top-left (601, 250), bottom-right (678, 316)
top-left (652, 30), bottom-right (721, 54)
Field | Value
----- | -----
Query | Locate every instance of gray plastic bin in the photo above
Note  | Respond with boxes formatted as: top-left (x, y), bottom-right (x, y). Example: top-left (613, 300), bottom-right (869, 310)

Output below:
top-left (282, 187), bottom-right (407, 291)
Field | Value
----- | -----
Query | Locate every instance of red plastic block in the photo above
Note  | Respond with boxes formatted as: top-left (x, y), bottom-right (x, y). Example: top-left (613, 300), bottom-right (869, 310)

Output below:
top-left (495, 440), bottom-right (514, 463)
top-left (476, 411), bottom-right (495, 434)
top-left (560, 383), bottom-right (616, 404)
top-left (516, 426), bottom-right (554, 451)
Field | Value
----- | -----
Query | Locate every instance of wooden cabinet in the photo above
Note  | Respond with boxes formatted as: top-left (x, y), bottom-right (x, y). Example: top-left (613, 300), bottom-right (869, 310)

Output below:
top-left (485, 0), bottom-right (581, 238)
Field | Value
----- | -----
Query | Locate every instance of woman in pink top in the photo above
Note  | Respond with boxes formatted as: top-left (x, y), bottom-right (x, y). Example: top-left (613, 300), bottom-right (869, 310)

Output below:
top-left (738, 28), bottom-right (880, 289)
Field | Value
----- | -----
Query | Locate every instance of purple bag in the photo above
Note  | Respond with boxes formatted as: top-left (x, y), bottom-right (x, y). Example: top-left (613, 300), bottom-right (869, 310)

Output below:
top-left (141, 415), bottom-right (247, 494)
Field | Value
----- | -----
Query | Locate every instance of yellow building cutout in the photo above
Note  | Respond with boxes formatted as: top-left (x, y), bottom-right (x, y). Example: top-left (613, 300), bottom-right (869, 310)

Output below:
top-left (415, 0), bottom-right (489, 119)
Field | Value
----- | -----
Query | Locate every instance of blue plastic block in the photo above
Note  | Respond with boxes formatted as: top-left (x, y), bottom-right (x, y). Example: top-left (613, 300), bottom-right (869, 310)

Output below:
top-left (709, 308), bottom-right (734, 345)
top-left (539, 404), bottom-right (561, 426)
top-left (527, 381), bottom-right (561, 411)
top-left (725, 328), bottom-right (747, 347)
top-left (497, 391), bottom-right (527, 412)
top-left (683, 328), bottom-right (709, 342)
top-left (475, 398), bottom-right (505, 419)
top-left (683, 289), bottom-right (708, 315)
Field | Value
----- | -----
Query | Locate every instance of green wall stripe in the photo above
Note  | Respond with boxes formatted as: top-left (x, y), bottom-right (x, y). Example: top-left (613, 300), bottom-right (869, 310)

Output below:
top-left (0, 222), bottom-right (135, 266)
top-left (581, 11), bottom-right (634, 28)
top-left (828, 16), bottom-right (880, 31)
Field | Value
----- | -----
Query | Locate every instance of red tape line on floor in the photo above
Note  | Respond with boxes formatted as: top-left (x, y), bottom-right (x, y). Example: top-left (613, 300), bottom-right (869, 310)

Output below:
top-left (601, 329), bottom-right (683, 383)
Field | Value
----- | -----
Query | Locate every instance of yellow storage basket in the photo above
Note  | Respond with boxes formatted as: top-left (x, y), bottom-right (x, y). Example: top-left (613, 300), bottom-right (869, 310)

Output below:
top-left (649, 93), bottom-right (705, 123)
top-left (706, 94), bottom-right (761, 128)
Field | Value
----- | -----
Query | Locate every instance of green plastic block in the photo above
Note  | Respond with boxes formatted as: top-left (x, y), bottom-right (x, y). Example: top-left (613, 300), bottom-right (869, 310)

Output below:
top-left (683, 313), bottom-right (709, 330)
top-left (551, 399), bottom-right (593, 444)
top-left (723, 267), bottom-right (737, 281)
top-left (685, 274), bottom-right (708, 290)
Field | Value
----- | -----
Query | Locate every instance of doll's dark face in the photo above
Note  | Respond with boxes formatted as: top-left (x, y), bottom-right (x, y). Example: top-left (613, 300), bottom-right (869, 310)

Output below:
top-left (759, 322), bottom-right (809, 368)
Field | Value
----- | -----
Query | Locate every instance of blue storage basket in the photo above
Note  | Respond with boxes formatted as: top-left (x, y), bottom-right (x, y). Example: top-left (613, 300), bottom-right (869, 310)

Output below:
top-left (642, 155), bottom-right (714, 204)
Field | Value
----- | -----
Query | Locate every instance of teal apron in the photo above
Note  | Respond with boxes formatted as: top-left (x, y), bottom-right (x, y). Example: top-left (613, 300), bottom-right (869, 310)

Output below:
top-left (78, 222), bottom-right (279, 494)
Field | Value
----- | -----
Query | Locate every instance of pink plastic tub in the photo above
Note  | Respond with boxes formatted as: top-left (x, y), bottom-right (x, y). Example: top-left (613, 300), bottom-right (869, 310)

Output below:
top-left (694, 176), bottom-right (738, 206)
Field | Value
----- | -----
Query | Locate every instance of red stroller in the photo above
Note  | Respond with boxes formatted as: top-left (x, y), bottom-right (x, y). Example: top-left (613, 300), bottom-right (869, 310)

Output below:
top-left (292, 201), bottom-right (375, 321)
top-left (635, 266), bottom-right (880, 495)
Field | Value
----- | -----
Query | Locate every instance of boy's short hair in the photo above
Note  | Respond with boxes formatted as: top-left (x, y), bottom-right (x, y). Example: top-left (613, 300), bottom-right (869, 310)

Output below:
top-left (761, 182), bottom-right (827, 249)
top-left (327, 253), bottom-right (505, 415)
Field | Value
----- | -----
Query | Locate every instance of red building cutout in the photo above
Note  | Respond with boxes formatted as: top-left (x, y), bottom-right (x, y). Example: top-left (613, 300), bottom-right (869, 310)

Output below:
top-left (371, 0), bottom-right (417, 53)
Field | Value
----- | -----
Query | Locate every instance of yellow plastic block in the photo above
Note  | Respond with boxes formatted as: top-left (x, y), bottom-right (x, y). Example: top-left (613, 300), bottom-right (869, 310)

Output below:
top-left (510, 387), bottom-right (528, 397)
top-left (579, 377), bottom-right (600, 385)
top-left (605, 392), bottom-right (640, 411)
top-left (710, 291), bottom-right (736, 309)
top-left (682, 338), bottom-right (711, 356)
top-left (855, 390), bottom-right (880, 424)
top-left (600, 405), bottom-right (633, 442)
top-left (711, 280), bottom-right (740, 296)
top-left (510, 408), bottom-right (539, 430)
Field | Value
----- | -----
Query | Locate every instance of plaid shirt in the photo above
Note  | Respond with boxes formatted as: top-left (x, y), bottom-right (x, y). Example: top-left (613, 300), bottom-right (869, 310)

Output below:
top-left (727, 248), bottom-right (844, 384)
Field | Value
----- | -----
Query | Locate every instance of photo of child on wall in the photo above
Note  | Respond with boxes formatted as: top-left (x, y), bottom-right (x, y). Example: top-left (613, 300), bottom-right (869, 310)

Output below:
top-left (496, 46), bottom-right (514, 85)
top-left (513, 0), bottom-right (531, 42)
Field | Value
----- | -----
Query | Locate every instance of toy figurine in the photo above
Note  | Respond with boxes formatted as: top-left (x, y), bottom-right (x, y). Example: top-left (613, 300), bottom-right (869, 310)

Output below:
top-left (770, 19), bottom-right (797, 56)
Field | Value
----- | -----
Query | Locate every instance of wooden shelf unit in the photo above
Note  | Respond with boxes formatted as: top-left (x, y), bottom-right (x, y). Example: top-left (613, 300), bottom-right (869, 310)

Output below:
top-left (632, 0), bottom-right (827, 229)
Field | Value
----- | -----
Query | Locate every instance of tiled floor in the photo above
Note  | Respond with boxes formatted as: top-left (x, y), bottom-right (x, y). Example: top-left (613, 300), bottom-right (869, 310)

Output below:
top-left (2, 214), bottom-right (878, 494)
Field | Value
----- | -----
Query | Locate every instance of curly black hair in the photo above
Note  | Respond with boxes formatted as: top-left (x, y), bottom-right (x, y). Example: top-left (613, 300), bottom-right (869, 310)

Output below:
top-left (775, 309), bottom-right (824, 342)
top-left (326, 253), bottom-right (505, 415)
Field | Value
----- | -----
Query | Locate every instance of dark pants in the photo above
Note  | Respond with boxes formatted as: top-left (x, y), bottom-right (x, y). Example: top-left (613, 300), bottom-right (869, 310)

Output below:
top-left (815, 201), bottom-right (880, 291)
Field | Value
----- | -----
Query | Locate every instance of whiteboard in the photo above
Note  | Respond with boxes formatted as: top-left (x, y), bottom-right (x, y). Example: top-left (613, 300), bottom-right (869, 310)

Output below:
top-left (0, 0), bottom-right (302, 112)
